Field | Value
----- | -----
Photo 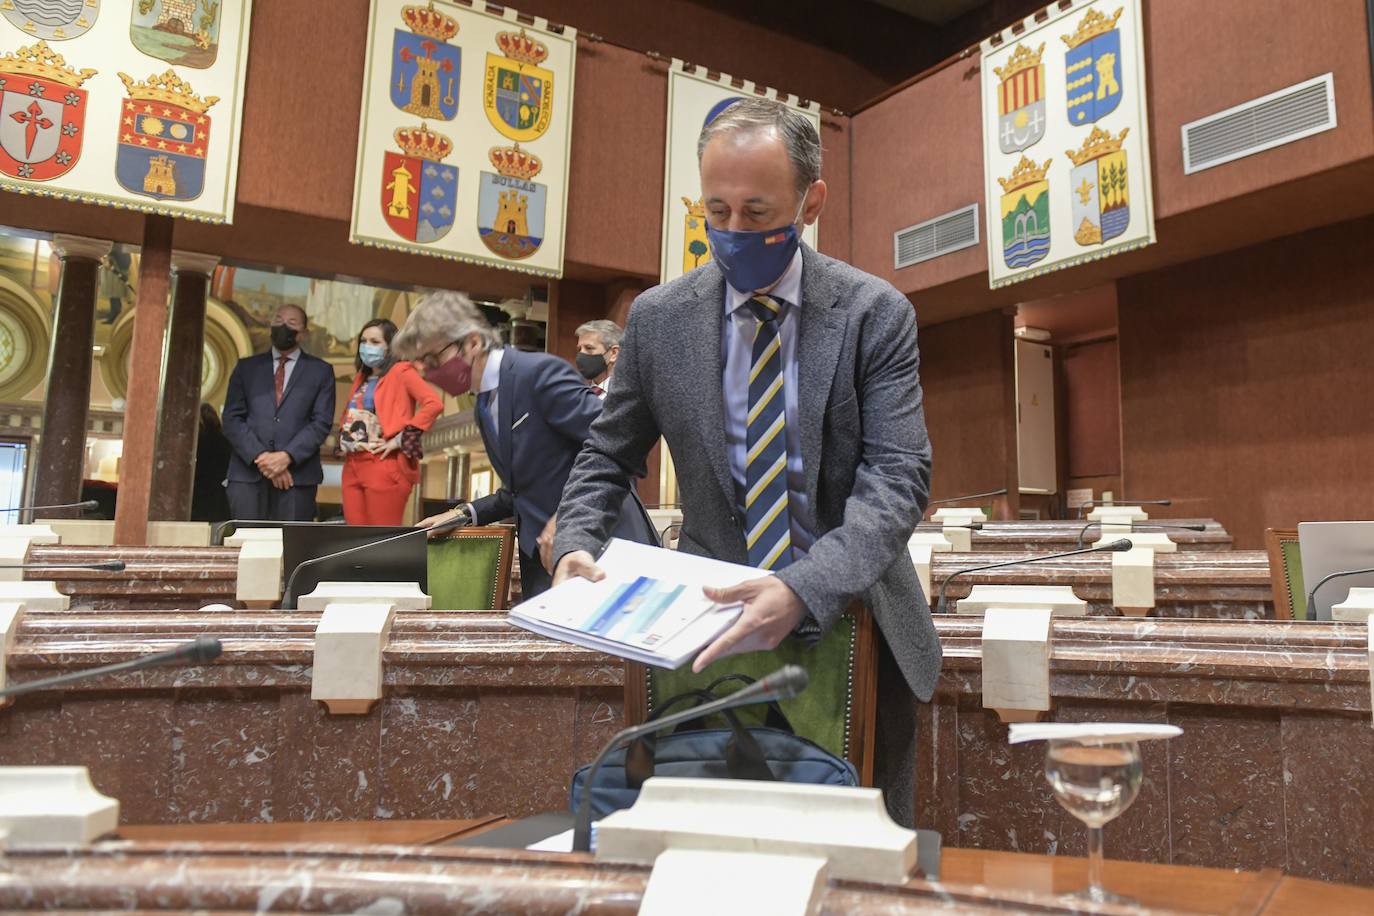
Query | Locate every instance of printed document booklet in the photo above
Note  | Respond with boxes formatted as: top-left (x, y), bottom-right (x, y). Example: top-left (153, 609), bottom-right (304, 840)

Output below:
top-left (508, 539), bottom-right (767, 668)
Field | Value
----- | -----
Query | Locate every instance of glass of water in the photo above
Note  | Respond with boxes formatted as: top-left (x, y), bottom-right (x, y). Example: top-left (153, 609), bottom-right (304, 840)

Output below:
top-left (1044, 738), bottom-right (1143, 903)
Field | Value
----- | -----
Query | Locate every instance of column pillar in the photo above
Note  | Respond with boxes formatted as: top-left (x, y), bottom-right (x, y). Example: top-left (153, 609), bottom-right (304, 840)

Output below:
top-left (446, 449), bottom-right (470, 502)
top-left (113, 215), bottom-right (174, 546)
top-left (32, 235), bottom-right (111, 518)
top-left (149, 250), bottom-right (219, 521)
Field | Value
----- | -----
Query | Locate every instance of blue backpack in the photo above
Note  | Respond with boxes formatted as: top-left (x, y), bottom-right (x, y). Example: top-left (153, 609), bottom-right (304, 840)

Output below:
top-left (570, 673), bottom-right (859, 820)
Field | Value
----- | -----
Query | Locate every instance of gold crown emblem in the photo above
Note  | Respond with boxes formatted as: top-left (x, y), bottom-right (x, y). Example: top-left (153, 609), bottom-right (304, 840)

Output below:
top-left (681, 196), bottom-right (705, 218)
top-left (997, 155), bottom-right (1052, 193)
top-left (1060, 6), bottom-right (1123, 50)
top-left (993, 42), bottom-right (1045, 82)
top-left (118, 69), bottom-right (219, 114)
top-left (395, 123), bottom-right (453, 161)
top-left (1066, 126), bottom-right (1129, 166)
top-left (496, 29), bottom-right (549, 66)
top-left (402, 1), bottom-right (459, 41)
top-left (0, 41), bottom-right (96, 88)
top-left (488, 144), bottom-right (542, 180)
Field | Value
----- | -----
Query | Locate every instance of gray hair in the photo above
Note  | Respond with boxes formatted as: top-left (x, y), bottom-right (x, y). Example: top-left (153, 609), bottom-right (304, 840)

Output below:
top-left (696, 97), bottom-right (821, 198)
top-left (575, 319), bottom-right (623, 350)
top-left (392, 289), bottom-right (501, 359)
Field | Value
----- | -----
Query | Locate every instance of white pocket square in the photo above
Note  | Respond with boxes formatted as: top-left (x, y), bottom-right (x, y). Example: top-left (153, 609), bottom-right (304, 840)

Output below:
top-left (512, 412), bottom-right (530, 430)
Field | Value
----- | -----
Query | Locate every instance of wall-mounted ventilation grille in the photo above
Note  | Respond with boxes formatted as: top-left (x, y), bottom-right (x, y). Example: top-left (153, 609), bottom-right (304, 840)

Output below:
top-left (893, 204), bottom-right (979, 269)
top-left (1181, 73), bottom-right (1337, 175)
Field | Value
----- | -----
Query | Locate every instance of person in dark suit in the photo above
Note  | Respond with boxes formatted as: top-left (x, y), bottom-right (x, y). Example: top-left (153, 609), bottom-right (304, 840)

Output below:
top-left (551, 98), bottom-right (938, 827)
top-left (191, 402), bottom-right (232, 523)
top-left (392, 291), bottom-right (656, 598)
top-left (221, 304), bottom-right (337, 521)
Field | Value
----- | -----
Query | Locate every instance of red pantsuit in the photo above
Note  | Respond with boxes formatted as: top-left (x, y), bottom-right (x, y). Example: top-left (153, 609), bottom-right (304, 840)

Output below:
top-left (340, 361), bottom-right (443, 526)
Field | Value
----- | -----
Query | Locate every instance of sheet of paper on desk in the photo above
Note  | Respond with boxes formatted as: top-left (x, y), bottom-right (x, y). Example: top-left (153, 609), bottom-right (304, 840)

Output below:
top-left (508, 539), bottom-right (771, 668)
top-left (526, 828), bottom-right (575, 852)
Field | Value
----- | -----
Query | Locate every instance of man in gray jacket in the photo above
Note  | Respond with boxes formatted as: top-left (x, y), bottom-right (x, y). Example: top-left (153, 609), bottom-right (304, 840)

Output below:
top-left (552, 97), bottom-right (938, 826)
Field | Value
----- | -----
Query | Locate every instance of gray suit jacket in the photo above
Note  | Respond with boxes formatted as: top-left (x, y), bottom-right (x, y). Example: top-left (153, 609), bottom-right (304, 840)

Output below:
top-left (553, 245), bottom-right (941, 701)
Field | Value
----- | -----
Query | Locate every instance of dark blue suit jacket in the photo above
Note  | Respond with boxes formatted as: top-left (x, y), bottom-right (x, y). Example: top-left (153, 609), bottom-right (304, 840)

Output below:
top-left (221, 350), bottom-right (337, 486)
top-left (469, 347), bottom-right (655, 558)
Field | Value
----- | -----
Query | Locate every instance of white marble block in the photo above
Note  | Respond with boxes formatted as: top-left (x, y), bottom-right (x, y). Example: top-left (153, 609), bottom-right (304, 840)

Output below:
top-left (1097, 531), bottom-right (1177, 554)
top-left (148, 521), bottom-right (212, 547)
top-left (0, 526), bottom-right (60, 583)
top-left (1087, 505), bottom-right (1148, 523)
top-left (297, 581), bottom-right (432, 610)
top-left (908, 532), bottom-right (953, 603)
top-left (224, 526), bottom-right (283, 548)
top-left (932, 508), bottom-right (988, 526)
top-left (639, 848), bottom-right (827, 916)
top-left (955, 584), bottom-right (1086, 617)
top-left (1112, 547), bottom-right (1157, 616)
top-left (0, 524), bottom-right (60, 544)
top-left (0, 581), bottom-right (69, 611)
top-left (235, 539), bottom-right (283, 605)
top-left (35, 518), bottom-right (113, 546)
top-left (596, 777), bottom-right (917, 886)
top-left (0, 600), bottom-right (22, 694)
top-left (981, 607), bottom-right (1052, 720)
top-left (0, 766), bottom-right (119, 845)
top-left (1331, 588), bottom-right (1374, 623)
top-left (311, 603), bottom-right (397, 715)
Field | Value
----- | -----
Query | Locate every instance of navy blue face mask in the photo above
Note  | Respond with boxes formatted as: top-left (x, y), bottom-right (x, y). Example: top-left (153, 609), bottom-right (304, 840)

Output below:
top-left (706, 193), bottom-right (809, 293)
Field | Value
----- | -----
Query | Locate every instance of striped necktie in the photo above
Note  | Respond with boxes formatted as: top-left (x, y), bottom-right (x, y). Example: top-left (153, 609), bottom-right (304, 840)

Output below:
top-left (743, 294), bottom-right (792, 570)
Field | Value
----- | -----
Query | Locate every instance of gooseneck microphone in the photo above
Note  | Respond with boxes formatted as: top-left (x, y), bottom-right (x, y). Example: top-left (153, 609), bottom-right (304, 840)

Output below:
top-left (0, 499), bottom-right (99, 524)
top-left (927, 488), bottom-right (1009, 507)
top-left (572, 664), bottom-right (810, 853)
top-left (935, 539), bottom-right (1134, 613)
top-left (1074, 522), bottom-right (1207, 549)
top-left (280, 508), bottom-right (472, 607)
top-left (1076, 498), bottom-right (1172, 518)
top-left (0, 635), bottom-right (223, 699)
top-left (0, 560), bottom-right (126, 572)
top-left (1304, 566), bottom-right (1374, 620)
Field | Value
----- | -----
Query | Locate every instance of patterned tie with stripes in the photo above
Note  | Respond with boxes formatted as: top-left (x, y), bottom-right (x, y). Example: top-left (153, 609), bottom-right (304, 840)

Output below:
top-left (744, 294), bottom-right (793, 571)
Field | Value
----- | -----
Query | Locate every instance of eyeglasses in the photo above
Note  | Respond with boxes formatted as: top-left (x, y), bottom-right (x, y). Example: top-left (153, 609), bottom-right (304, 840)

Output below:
top-left (417, 340), bottom-right (462, 370)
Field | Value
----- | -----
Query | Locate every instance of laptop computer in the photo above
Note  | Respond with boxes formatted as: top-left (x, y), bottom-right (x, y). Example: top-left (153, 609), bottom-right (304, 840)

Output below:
top-left (1296, 521), bottom-right (1374, 620)
top-left (280, 523), bottom-right (427, 609)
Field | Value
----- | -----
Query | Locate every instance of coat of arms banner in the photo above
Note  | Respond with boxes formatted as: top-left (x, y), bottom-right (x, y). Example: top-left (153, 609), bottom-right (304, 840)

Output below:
top-left (350, 0), bottom-right (576, 279)
top-left (979, 0), bottom-right (1154, 289)
top-left (660, 62), bottom-right (818, 285)
top-left (0, 0), bottom-right (253, 224)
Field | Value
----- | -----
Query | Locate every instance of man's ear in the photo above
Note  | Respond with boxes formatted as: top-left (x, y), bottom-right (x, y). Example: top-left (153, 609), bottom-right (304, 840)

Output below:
top-left (607, 344), bottom-right (620, 365)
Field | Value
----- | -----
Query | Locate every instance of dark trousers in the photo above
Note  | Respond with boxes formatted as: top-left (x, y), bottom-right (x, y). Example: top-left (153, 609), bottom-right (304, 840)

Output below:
top-left (227, 480), bottom-right (319, 522)
top-left (518, 548), bottom-right (553, 599)
top-left (871, 631), bottom-right (919, 828)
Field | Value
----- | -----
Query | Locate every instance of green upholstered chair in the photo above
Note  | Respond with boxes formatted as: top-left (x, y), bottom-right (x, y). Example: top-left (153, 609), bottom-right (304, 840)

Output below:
top-left (1265, 527), bottom-right (1305, 620)
top-left (631, 605), bottom-right (878, 783)
top-left (427, 525), bottom-right (516, 610)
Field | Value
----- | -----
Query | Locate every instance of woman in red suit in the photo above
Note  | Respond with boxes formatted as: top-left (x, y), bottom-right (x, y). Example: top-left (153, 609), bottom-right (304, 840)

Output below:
top-left (340, 318), bottom-right (443, 525)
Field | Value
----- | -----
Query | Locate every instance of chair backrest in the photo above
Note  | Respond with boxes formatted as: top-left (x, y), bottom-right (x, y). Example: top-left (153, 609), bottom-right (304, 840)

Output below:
top-left (627, 604), bottom-right (878, 784)
top-left (1265, 527), bottom-right (1304, 619)
top-left (426, 525), bottom-right (516, 610)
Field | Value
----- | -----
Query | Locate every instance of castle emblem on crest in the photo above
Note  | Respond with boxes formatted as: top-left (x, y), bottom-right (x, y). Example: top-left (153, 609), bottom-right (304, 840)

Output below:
top-left (1066, 126), bottom-right (1130, 246)
top-left (997, 155), bottom-right (1052, 269)
top-left (0, 41), bottom-right (96, 182)
top-left (391, 1), bottom-right (459, 120)
top-left (1062, 6), bottom-right (1124, 126)
top-left (483, 30), bottom-right (553, 143)
top-left (994, 42), bottom-right (1045, 153)
top-left (130, 0), bottom-right (222, 70)
top-left (681, 196), bottom-right (711, 272)
top-left (115, 69), bottom-right (218, 201)
top-left (381, 122), bottom-right (457, 243)
top-left (478, 144), bottom-right (546, 260)
top-left (2, 0), bottom-right (100, 41)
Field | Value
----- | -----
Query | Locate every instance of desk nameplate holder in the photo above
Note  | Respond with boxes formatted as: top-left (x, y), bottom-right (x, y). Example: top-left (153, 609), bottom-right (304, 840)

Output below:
top-left (931, 508), bottom-right (986, 553)
top-left (596, 777), bottom-right (916, 916)
top-left (303, 582), bottom-right (429, 715)
top-left (1330, 588), bottom-right (1374, 726)
top-left (0, 525), bottom-right (61, 583)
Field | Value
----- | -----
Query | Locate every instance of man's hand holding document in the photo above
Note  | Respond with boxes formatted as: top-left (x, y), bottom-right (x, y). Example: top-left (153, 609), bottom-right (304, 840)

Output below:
top-left (508, 539), bottom-right (775, 669)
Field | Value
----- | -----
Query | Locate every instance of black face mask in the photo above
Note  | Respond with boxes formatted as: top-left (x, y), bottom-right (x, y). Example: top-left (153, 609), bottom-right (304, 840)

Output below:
top-left (271, 325), bottom-right (299, 351)
top-left (575, 351), bottom-right (607, 380)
